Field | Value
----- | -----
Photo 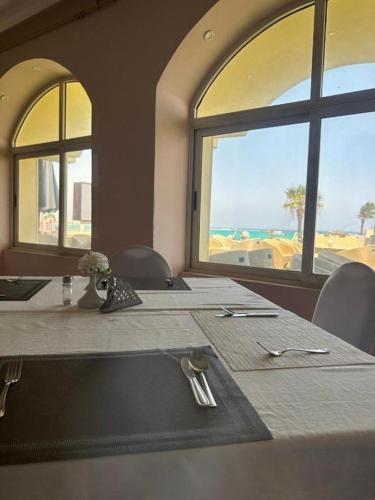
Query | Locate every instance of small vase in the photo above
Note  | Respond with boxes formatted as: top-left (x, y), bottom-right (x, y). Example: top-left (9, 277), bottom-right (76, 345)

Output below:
top-left (78, 274), bottom-right (104, 309)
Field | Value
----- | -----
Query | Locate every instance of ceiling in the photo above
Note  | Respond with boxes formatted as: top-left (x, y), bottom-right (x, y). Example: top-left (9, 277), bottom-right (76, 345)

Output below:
top-left (0, 0), bottom-right (61, 33)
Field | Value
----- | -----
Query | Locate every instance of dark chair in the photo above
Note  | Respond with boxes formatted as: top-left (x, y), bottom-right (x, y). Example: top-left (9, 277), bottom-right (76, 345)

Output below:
top-left (110, 245), bottom-right (172, 278)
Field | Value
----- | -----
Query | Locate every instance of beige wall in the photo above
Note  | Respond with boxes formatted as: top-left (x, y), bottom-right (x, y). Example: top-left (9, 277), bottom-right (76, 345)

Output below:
top-left (0, 0), bottom-right (218, 275)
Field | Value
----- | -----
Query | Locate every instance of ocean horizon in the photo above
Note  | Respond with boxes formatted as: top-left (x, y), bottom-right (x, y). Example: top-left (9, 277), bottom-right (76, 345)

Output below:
top-left (209, 228), bottom-right (296, 240)
top-left (209, 227), bottom-right (363, 241)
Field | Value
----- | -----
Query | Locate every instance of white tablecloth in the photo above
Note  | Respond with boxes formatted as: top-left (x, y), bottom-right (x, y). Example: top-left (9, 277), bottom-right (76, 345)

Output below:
top-left (0, 277), bottom-right (374, 500)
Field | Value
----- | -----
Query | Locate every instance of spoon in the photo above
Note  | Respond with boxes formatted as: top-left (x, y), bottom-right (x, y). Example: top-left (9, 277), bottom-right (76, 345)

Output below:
top-left (180, 357), bottom-right (209, 406)
top-left (256, 341), bottom-right (330, 357)
top-left (188, 351), bottom-right (217, 407)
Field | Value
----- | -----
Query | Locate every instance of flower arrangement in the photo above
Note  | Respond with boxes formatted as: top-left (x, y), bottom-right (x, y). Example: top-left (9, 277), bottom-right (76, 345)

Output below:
top-left (78, 251), bottom-right (110, 276)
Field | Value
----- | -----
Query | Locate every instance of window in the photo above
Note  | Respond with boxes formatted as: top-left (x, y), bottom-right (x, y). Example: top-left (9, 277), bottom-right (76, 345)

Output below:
top-left (192, 0), bottom-right (375, 285)
top-left (13, 81), bottom-right (92, 251)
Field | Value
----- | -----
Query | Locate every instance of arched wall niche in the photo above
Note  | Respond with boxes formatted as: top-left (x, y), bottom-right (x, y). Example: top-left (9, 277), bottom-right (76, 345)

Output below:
top-left (0, 58), bottom-right (72, 145)
top-left (154, 0), bottom-right (306, 273)
top-left (0, 58), bottom-right (85, 273)
top-left (154, 0), bottom-right (320, 319)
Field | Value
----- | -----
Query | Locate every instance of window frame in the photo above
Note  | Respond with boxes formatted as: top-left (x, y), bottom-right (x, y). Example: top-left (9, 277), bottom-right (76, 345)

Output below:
top-left (12, 79), bottom-right (92, 255)
top-left (190, 0), bottom-right (375, 287)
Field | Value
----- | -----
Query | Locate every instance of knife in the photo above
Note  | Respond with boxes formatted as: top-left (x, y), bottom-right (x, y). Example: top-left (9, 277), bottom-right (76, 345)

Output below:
top-left (180, 357), bottom-right (209, 406)
top-left (215, 312), bottom-right (279, 318)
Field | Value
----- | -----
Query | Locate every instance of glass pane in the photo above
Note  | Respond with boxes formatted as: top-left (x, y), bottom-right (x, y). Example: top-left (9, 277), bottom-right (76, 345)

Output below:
top-left (18, 155), bottom-right (59, 245)
top-left (64, 149), bottom-right (92, 249)
top-left (199, 123), bottom-right (310, 271)
top-left (314, 112), bottom-right (375, 274)
top-left (16, 87), bottom-right (59, 146)
top-left (65, 82), bottom-right (92, 139)
top-left (197, 6), bottom-right (314, 117)
top-left (323, 0), bottom-right (375, 96)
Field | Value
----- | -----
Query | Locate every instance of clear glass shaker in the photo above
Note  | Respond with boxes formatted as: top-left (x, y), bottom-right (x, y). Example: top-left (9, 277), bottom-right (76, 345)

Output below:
top-left (62, 275), bottom-right (73, 305)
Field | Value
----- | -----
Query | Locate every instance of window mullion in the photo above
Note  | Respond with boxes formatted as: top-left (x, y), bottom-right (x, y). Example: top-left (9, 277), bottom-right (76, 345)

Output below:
top-left (190, 131), bottom-right (204, 267)
top-left (58, 152), bottom-right (65, 249)
top-left (13, 157), bottom-right (19, 245)
top-left (59, 82), bottom-right (66, 141)
top-left (310, 0), bottom-right (327, 101)
top-left (301, 112), bottom-right (322, 283)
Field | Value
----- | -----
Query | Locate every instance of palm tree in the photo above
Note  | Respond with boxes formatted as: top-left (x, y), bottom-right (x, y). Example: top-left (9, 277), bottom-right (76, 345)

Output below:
top-left (358, 201), bottom-right (375, 235)
top-left (283, 185), bottom-right (323, 241)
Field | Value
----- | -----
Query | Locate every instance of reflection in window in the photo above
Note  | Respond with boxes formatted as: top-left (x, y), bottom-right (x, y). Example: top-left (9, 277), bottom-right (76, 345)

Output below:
top-left (18, 156), bottom-right (60, 246)
top-left (16, 86), bottom-right (59, 146)
top-left (14, 80), bottom-right (92, 251)
top-left (197, 6), bottom-right (314, 117)
top-left (323, 0), bottom-right (375, 96)
top-left (64, 150), bottom-right (92, 249)
top-left (65, 82), bottom-right (92, 139)
top-left (199, 123), bottom-right (309, 271)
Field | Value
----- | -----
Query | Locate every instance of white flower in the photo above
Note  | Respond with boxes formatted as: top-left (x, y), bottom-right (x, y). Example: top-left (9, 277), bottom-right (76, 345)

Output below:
top-left (78, 251), bottom-right (110, 275)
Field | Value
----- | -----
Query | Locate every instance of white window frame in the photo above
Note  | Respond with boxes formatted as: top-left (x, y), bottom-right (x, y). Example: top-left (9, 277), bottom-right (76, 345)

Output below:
top-left (12, 79), bottom-right (92, 255)
top-left (190, 0), bottom-right (375, 287)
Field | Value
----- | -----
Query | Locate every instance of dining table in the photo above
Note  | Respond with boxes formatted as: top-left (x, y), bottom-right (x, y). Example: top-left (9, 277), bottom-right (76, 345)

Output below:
top-left (0, 276), bottom-right (374, 500)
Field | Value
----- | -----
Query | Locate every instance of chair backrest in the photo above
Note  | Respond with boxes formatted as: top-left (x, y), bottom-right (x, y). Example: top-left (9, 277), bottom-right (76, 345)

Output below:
top-left (209, 250), bottom-right (249, 266)
top-left (312, 262), bottom-right (375, 353)
top-left (247, 248), bottom-right (275, 268)
top-left (110, 246), bottom-right (172, 278)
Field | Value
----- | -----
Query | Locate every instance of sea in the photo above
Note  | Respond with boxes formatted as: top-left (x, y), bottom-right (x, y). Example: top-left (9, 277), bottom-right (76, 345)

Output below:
top-left (209, 228), bottom-right (297, 241)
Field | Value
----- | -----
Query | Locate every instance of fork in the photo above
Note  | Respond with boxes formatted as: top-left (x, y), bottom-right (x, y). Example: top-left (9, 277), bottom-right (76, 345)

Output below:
top-left (0, 359), bottom-right (23, 418)
top-left (256, 341), bottom-right (329, 357)
top-left (216, 306), bottom-right (279, 318)
top-left (5, 276), bottom-right (23, 284)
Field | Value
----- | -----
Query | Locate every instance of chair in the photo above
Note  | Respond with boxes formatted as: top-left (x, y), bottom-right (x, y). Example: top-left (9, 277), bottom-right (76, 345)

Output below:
top-left (209, 250), bottom-right (249, 266)
top-left (110, 245), bottom-right (172, 278)
top-left (312, 262), bottom-right (375, 353)
top-left (247, 248), bottom-right (275, 268)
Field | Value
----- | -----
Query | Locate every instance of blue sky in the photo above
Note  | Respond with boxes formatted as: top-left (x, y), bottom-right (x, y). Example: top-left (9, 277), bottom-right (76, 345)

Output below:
top-left (209, 64), bottom-right (375, 234)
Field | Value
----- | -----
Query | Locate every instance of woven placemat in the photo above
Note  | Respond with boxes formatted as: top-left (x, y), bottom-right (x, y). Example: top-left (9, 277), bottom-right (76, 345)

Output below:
top-left (0, 347), bottom-right (272, 465)
top-left (191, 310), bottom-right (375, 371)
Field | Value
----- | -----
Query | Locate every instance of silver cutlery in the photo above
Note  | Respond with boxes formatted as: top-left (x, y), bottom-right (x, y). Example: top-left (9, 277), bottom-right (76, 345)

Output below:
top-left (256, 341), bottom-right (330, 357)
top-left (5, 276), bottom-right (23, 284)
top-left (216, 306), bottom-right (279, 318)
top-left (188, 351), bottom-right (217, 407)
top-left (180, 357), bottom-right (209, 406)
top-left (0, 359), bottom-right (22, 418)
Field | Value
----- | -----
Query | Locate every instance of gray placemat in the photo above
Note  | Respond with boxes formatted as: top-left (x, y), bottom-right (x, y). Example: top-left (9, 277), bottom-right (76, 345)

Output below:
top-left (0, 279), bottom-right (50, 301)
top-left (121, 277), bottom-right (191, 291)
top-left (191, 310), bottom-right (375, 371)
top-left (0, 347), bottom-right (272, 465)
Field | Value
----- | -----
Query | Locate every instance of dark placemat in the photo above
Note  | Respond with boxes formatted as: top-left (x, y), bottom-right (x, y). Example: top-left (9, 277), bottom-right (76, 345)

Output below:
top-left (120, 277), bottom-right (191, 291)
top-left (0, 279), bottom-right (50, 301)
top-left (0, 347), bottom-right (272, 465)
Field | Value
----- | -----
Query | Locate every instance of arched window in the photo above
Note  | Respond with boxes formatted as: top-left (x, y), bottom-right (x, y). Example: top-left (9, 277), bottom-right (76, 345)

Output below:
top-left (13, 80), bottom-right (92, 251)
top-left (192, 0), bottom-right (375, 285)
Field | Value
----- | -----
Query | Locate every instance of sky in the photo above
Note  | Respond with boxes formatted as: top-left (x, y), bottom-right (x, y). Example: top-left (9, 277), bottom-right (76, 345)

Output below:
top-left (209, 64), bottom-right (375, 234)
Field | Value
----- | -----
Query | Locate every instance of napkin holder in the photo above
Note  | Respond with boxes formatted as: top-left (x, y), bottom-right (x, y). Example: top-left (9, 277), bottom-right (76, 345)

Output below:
top-left (100, 277), bottom-right (142, 313)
